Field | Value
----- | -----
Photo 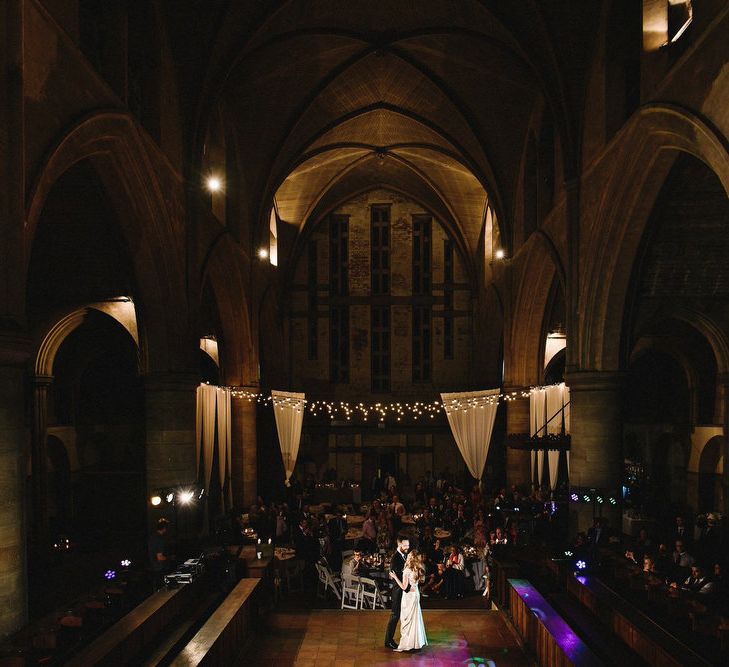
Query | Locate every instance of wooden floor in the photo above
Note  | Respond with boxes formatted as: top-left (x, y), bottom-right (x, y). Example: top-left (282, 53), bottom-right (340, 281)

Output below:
top-left (241, 609), bottom-right (533, 667)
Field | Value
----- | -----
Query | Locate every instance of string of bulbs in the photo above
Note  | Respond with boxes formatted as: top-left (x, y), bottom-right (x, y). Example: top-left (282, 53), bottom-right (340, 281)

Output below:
top-left (205, 383), bottom-right (567, 423)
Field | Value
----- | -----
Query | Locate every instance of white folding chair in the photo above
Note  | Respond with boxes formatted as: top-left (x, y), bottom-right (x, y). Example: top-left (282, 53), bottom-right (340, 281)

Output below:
top-left (323, 566), bottom-right (342, 600)
top-left (341, 574), bottom-right (361, 610)
top-left (359, 576), bottom-right (387, 609)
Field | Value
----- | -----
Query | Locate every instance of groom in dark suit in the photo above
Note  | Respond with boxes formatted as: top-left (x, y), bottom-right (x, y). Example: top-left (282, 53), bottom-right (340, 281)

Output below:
top-left (384, 535), bottom-right (410, 649)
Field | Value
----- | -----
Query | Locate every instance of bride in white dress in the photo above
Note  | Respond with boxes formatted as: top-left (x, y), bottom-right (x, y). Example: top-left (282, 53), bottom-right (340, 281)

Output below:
top-left (390, 550), bottom-right (428, 651)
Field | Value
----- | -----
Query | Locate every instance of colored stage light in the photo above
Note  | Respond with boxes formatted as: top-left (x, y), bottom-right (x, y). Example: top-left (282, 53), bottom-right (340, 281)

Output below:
top-left (104, 569), bottom-right (116, 580)
top-left (570, 493), bottom-right (579, 502)
top-left (575, 560), bottom-right (587, 570)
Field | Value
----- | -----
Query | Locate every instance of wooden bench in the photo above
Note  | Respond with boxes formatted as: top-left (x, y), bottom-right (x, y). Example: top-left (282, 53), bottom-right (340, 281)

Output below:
top-left (170, 578), bottom-right (260, 666)
top-left (567, 574), bottom-right (712, 666)
top-left (509, 578), bottom-right (602, 667)
top-left (66, 578), bottom-right (205, 666)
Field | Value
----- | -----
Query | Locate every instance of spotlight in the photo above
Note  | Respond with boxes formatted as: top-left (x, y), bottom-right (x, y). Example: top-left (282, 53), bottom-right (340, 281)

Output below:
top-left (258, 248), bottom-right (269, 259)
top-left (570, 493), bottom-right (579, 502)
top-left (596, 496), bottom-right (604, 504)
top-left (575, 560), bottom-right (587, 571)
top-left (609, 497), bottom-right (617, 505)
top-left (104, 569), bottom-right (116, 580)
top-left (495, 249), bottom-right (505, 260)
top-left (150, 495), bottom-right (162, 506)
top-left (564, 550), bottom-right (573, 557)
top-left (120, 559), bottom-right (131, 568)
top-left (178, 490), bottom-right (195, 505)
top-left (583, 494), bottom-right (591, 503)
top-left (198, 488), bottom-right (205, 500)
top-left (206, 176), bottom-right (222, 193)
top-left (166, 493), bottom-right (174, 504)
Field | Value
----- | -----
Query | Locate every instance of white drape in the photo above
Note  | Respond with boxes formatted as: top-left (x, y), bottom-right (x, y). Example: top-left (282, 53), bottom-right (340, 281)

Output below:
top-left (531, 450), bottom-right (537, 487)
top-left (440, 389), bottom-right (499, 481)
top-left (272, 390), bottom-right (306, 484)
top-left (545, 384), bottom-right (563, 435)
top-left (216, 387), bottom-right (232, 506)
top-left (196, 384), bottom-right (233, 510)
top-left (537, 449), bottom-right (544, 486)
top-left (563, 384), bottom-right (570, 434)
top-left (201, 385), bottom-right (216, 496)
top-left (529, 389), bottom-right (546, 437)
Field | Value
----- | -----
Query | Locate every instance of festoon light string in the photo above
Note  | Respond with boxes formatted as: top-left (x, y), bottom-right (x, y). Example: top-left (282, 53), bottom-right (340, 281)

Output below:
top-left (211, 383), bottom-right (564, 422)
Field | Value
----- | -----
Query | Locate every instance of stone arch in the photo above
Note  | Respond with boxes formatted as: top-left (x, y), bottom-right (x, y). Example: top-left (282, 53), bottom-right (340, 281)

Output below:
top-left (200, 234), bottom-right (258, 386)
top-left (506, 237), bottom-right (560, 386)
top-left (578, 104), bottom-right (729, 372)
top-left (25, 112), bottom-right (187, 373)
top-left (34, 301), bottom-right (139, 378)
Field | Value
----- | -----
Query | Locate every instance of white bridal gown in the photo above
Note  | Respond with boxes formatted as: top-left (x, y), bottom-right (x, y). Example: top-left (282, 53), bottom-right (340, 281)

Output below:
top-left (396, 567), bottom-right (428, 651)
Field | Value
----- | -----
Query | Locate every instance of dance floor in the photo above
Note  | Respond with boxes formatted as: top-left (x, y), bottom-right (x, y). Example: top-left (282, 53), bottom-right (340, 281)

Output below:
top-left (241, 609), bottom-right (532, 666)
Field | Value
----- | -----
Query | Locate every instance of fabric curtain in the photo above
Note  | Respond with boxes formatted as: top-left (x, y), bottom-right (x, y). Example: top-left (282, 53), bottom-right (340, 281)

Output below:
top-left (566, 451), bottom-right (570, 479)
top-left (272, 390), bottom-right (306, 484)
top-left (216, 387), bottom-right (231, 508)
top-left (201, 384), bottom-right (217, 494)
top-left (529, 388), bottom-right (546, 437)
top-left (548, 450), bottom-right (560, 491)
top-left (531, 450), bottom-right (537, 487)
top-left (563, 384), bottom-right (570, 434)
top-left (545, 383), bottom-right (564, 435)
top-left (440, 389), bottom-right (499, 481)
top-left (537, 449), bottom-right (545, 486)
top-left (195, 385), bottom-right (204, 477)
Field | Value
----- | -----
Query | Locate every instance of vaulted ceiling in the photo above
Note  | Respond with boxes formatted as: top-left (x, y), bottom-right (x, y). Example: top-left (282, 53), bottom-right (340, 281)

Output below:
top-left (164, 0), bottom-right (601, 269)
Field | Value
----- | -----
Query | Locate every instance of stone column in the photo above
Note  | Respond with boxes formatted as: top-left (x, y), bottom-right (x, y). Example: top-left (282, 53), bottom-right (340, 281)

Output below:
top-left (144, 372), bottom-right (197, 508)
top-left (505, 392), bottom-right (531, 490)
top-left (566, 371), bottom-right (624, 535)
top-left (231, 385), bottom-right (258, 508)
top-left (720, 374), bottom-right (729, 514)
top-left (0, 334), bottom-right (29, 635)
top-left (30, 375), bottom-right (52, 540)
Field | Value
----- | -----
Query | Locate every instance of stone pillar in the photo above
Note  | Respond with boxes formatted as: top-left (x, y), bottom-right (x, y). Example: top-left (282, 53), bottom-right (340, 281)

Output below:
top-left (505, 393), bottom-right (531, 490)
top-left (720, 374), bottom-right (729, 514)
top-left (30, 375), bottom-right (52, 540)
top-left (144, 372), bottom-right (197, 498)
top-left (231, 385), bottom-right (258, 508)
top-left (0, 334), bottom-right (29, 636)
top-left (566, 371), bottom-right (624, 535)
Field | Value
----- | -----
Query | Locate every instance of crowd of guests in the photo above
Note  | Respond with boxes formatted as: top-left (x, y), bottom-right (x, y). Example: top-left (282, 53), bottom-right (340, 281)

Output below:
top-left (237, 470), bottom-right (551, 597)
top-left (618, 513), bottom-right (727, 613)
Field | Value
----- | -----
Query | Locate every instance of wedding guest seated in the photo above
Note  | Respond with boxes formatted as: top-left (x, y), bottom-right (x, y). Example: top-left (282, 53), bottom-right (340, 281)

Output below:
top-left (473, 510), bottom-right (487, 548)
top-left (344, 549), bottom-right (370, 578)
top-left (670, 539), bottom-right (695, 582)
top-left (428, 538), bottom-right (444, 569)
top-left (421, 562), bottom-right (446, 597)
top-left (672, 564), bottom-right (715, 595)
top-left (444, 544), bottom-right (466, 599)
top-left (493, 526), bottom-right (508, 546)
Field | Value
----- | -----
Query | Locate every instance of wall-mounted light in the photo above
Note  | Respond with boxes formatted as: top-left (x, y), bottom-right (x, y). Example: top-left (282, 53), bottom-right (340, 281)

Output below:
top-left (258, 248), bottom-right (269, 260)
top-left (206, 176), bottom-right (222, 193)
top-left (494, 249), bottom-right (506, 260)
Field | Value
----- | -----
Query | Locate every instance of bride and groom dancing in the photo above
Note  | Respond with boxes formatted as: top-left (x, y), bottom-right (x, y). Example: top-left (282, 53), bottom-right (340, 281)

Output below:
top-left (384, 536), bottom-right (428, 652)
